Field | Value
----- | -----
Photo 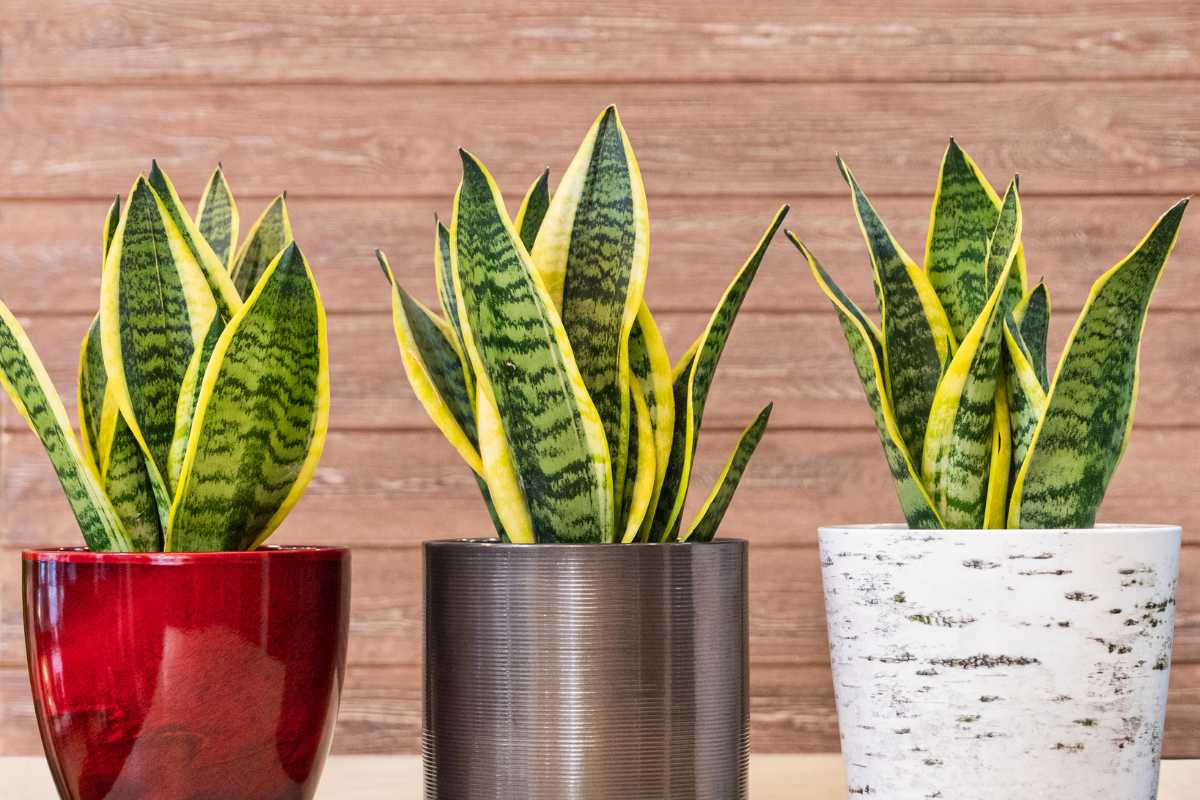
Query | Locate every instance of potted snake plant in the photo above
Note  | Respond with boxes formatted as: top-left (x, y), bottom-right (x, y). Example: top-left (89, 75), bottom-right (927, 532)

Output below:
top-left (3, 165), bottom-right (345, 800)
top-left (790, 143), bottom-right (1188, 799)
top-left (377, 106), bottom-right (783, 800)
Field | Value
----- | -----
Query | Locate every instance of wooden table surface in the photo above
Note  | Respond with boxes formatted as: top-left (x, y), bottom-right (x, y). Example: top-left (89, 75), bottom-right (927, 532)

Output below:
top-left (3, 755), bottom-right (1197, 798)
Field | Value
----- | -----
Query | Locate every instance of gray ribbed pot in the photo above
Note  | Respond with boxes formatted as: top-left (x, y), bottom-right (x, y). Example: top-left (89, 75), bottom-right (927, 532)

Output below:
top-left (820, 524), bottom-right (1181, 799)
top-left (423, 538), bottom-right (748, 800)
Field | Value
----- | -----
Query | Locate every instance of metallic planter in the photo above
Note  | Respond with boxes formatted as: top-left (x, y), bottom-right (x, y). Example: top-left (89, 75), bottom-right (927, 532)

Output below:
top-left (23, 546), bottom-right (350, 800)
top-left (423, 538), bottom-right (749, 800)
top-left (820, 524), bottom-right (1180, 799)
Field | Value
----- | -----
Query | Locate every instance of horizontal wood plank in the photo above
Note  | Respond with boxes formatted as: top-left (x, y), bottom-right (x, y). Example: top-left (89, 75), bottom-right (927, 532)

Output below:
top-left (3, 663), bottom-right (1198, 757)
top-left (2, 2), bottom-right (1197, 86)
top-left (2, 194), bottom-right (1196, 315)
top-left (3, 306), bottom-right (1197, 434)
top-left (2, 84), bottom-right (1199, 200)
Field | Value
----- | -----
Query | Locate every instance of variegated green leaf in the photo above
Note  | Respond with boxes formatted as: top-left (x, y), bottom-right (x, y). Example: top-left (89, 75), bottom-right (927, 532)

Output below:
top-left (102, 195), bottom-right (121, 261)
top-left (839, 156), bottom-right (953, 462)
top-left (650, 205), bottom-right (788, 541)
top-left (148, 162), bottom-right (243, 319)
top-left (433, 220), bottom-right (467, 352)
top-left (0, 301), bottom-right (131, 551)
top-left (99, 405), bottom-right (164, 551)
top-left (791, 233), bottom-right (941, 529)
top-left (627, 304), bottom-right (675, 538)
top-left (982, 391), bottom-right (1011, 529)
top-left (922, 186), bottom-right (1021, 529)
top-left (619, 382), bottom-right (657, 542)
top-left (169, 243), bottom-right (329, 551)
top-left (377, 250), bottom-right (480, 474)
top-left (1013, 282), bottom-right (1051, 390)
top-left (77, 316), bottom-right (105, 468)
top-left (195, 165), bottom-right (239, 269)
top-left (683, 403), bottom-right (772, 543)
top-left (100, 177), bottom-right (219, 511)
top-left (985, 179), bottom-right (1025, 315)
top-left (167, 314), bottom-right (223, 491)
top-left (475, 382), bottom-right (535, 543)
top-left (230, 195), bottom-right (293, 300)
top-left (1003, 318), bottom-right (1048, 474)
top-left (514, 168), bottom-right (550, 252)
top-left (452, 149), bottom-right (613, 543)
top-left (532, 107), bottom-right (649, 516)
top-left (1010, 199), bottom-right (1188, 529)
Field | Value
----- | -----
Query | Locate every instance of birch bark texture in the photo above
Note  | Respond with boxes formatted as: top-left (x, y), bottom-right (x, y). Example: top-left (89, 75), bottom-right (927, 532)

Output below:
top-left (819, 524), bottom-right (1180, 799)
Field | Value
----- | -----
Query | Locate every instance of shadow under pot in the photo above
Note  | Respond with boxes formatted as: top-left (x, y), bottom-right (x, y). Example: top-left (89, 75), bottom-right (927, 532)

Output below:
top-left (423, 538), bottom-right (749, 800)
top-left (820, 524), bottom-right (1180, 800)
top-left (23, 546), bottom-right (351, 800)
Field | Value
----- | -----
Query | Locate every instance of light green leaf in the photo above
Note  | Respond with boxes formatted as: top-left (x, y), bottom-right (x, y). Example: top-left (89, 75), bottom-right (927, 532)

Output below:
top-left (513, 168), bottom-right (550, 252)
top-left (0, 301), bottom-right (131, 551)
top-left (168, 243), bottom-right (329, 551)
top-left (533, 107), bottom-right (650, 516)
top-left (148, 162), bottom-right (243, 319)
top-left (195, 165), bottom-right (239, 269)
top-left (922, 184), bottom-right (1021, 529)
top-left (1010, 199), bottom-right (1188, 529)
top-left (1002, 318), bottom-right (1048, 475)
top-left (627, 304), bottom-right (675, 539)
top-left (683, 403), bottom-right (772, 543)
top-left (230, 195), bottom-right (293, 300)
top-left (452, 149), bottom-right (613, 543)
top-left (77, 315), bottom-right (105, 468)
top-left (1013, 282), bottom-right (1051, 390)
top-left (791, 232), bottom-right (942, 529)
top-left (839, 156), bottom-right (953, 462)
top-left (650, 205), bottom-right (788, 541)
top-left (984, 179), bottom-right (1025, 315)
top-left (99, 405), bottom-right (164, 551)
top-left (619, 382), bottom-right (657, 542)
top-left (167, 314), bottom-right (223, 491)
top-left (433, 220), bottom-right (467, 353)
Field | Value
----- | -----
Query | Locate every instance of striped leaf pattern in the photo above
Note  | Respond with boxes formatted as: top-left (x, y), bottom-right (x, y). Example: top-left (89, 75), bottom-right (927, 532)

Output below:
top-left (839, 156), bottom-right (952, 463)
top-left (452, 149), bottom-right (613, 543)
top-left (791, 233), bottom-right (941, 529)
top-left (101, 408), bottom-right (164, 551)
top-left (684, 403), bottom-right (772, 542)
top-left (803, 145), bottom-right (1182, 530)
top-left (231, 195), bottom-right (292, 300)
top-left (379, 107), bottom-right (780, 544)
top-left (650, 205), bottom-right (788, 541)
top-left (196, 166), bottom-right (239, 269)
top-left (0, 302), bottom-right (131, 551)
top-left (77, 316), bottom-right (106, 466)
top-left (169, 244), bottom-right (329, 551)
top-left (1010, 200), bottom-right (1188, 529)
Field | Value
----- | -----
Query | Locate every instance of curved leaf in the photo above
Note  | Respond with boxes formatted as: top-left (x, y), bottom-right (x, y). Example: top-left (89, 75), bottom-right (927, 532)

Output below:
top-left (839, 156), bottom-right (953, 462)
top-left (102, 195), bottom-right (121, 262)
top-left (167, 314), bottom-right (223, 491)
top-left (476, 382), bottom-right (535, 543)
top-left (513, 168), bottom-right (550, 252)
top-left (195, 165), bottom-right (240, 269)
top-left (791, 232), bottom-right (941, 529)
top-left (0, 301), bottom-right (130, 551)
top-left (628, 304), bottom-right (675, 538)
top-left (650, 205), bottom-right (788, 540)
top-left (433, 220), bottom-right (466, 353)
top-left (1003, 318), bottom-right (1048, 474)
top-left (982, 391), bottom-right (1011, 529)
top-left (99, 404), bottom-right (163, 551)
top-left (77, 315), bottom-right (105, 468)
top-left (619, 382), bottom-right (657, 543)
top-left (230, 195), bottom-right (293, 300)
top-left (984, 180), bottom-right (1026, 315)
top-left (1013, 282), bottom-right (1051, 390)
top-left (922, 185), bottom-right (1021, 529)
top-left (683, 403), bottom-right (772, 543)
top-left (147, 162), bottom-right (243, 319)
top-left (1010, 199), bottom-right (1188, 529)
top-left (452, 149), bottom-right (612, 543)
top-left (168, 243), bottom-right (329, 551)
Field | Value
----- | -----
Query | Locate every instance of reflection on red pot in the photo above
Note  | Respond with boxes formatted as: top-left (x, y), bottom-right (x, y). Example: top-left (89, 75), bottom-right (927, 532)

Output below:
top-left (23, 546), bottom-right (350, 800)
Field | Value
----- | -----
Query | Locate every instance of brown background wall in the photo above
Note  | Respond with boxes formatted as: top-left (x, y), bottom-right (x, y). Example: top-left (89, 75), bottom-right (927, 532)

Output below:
top-left (0, 0), bottom-right (1198, 756)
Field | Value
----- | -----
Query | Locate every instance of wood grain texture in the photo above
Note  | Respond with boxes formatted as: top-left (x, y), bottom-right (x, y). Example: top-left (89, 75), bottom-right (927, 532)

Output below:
top-left (1, 85), bottom-right (1199, 200)
top-left (2, 1), bottom-right (1198, 86)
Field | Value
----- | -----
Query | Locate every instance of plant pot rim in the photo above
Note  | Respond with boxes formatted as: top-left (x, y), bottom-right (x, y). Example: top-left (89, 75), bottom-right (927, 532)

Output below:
top-left (22, 545), bottom-right (348, 564)
top-left (424, 537), bottom-right (746, 549)
top-left (820, 522), bottom-right (1180, 535)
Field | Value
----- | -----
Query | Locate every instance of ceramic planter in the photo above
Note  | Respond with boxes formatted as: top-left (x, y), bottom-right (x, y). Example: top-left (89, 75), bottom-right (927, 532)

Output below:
top-left (23, 546), bottom-right (350, 800)
top-left (820, 524), bottom-right (1180, 799)
top-left (423, 538), bottom-right (748, 800)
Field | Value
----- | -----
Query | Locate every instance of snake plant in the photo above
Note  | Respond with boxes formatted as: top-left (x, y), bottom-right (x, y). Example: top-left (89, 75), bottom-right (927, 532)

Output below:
top-left (378, 106), bottom-right (785, 543)
top-left (0, 164), bottom-right (329, 552)
top-left (791, 141), bottom-right (1188, 530)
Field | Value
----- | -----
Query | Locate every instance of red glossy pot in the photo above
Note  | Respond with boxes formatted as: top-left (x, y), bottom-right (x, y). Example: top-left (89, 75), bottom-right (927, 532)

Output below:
top-left (23, 546), bottom-right (350, 800)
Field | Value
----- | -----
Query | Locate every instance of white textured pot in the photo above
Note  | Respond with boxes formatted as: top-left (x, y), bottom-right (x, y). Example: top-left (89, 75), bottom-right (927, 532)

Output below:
top-left (820, 524), bottom-right (1180, 799)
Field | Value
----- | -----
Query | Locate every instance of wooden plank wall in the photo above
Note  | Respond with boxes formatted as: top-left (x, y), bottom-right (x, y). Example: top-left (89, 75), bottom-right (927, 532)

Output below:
top-left (1, 0), bottom-right (1198, 755)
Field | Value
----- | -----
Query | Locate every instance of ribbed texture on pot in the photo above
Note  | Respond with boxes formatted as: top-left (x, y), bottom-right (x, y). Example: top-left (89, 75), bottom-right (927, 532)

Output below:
top-left (423, 539), bottom-right (748, 800)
